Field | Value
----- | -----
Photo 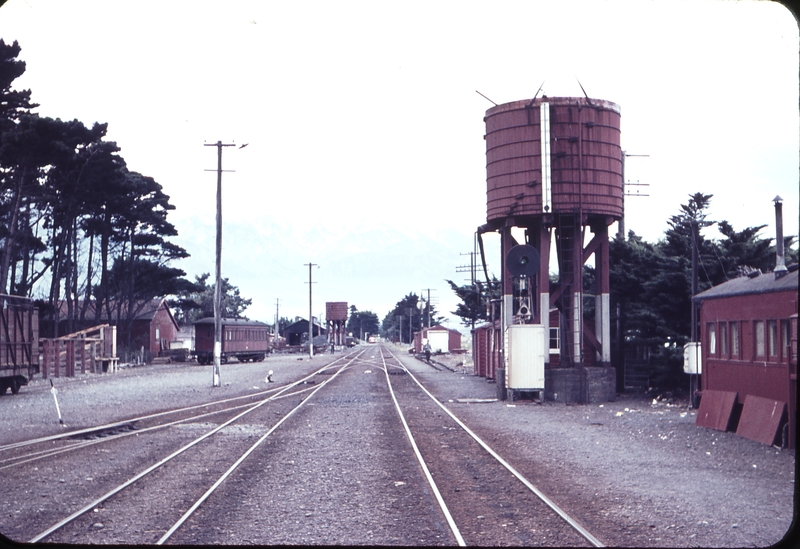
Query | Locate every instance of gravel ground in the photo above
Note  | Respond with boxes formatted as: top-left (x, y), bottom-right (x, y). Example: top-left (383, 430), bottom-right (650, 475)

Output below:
top-left (405, 348), bottom-right (796, 548)
top-left (0, 353), bottom-right (324, 445)
top-left (170, 358), bottom-right (453, 546)
top-left (0, 345), bottom-right (795, 547)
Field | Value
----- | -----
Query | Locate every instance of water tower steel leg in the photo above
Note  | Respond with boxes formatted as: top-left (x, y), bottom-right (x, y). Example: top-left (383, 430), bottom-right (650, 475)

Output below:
top-left (531, 220), bottom-right (551, 364)
top-left (561, 217), bottom-right (583, 365)
top-left (594, 222), bottom-right (611, 365)
top-left (500, 223), bottom-right (516, 395)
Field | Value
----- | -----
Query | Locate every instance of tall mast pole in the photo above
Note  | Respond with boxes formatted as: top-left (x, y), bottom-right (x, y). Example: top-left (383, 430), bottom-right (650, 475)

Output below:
top-left (305, 263), bottom-right (318, 357)
top-left (205, 140), bottom-right (235, 387)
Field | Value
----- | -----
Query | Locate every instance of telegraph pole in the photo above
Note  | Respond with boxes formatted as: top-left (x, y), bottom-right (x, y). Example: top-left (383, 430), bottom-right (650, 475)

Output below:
top-left (421, 288), bottom-right (436, 327)
top-left (204, 141), bottom-right (236, 387)
top-left (274, 298), bottom-right (280, 342)
top-left (305, 263), bottom-right (318, 357)
top-left (395, 315), bottom-right (403, 344)
top-left (457, 250), bottom-right (479, 330)
top-left (456, 251), bottom-right (477, 285)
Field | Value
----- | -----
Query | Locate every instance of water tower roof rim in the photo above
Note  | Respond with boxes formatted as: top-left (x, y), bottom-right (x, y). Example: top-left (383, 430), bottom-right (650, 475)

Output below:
top-left (485, 96), bottom-right (620, 116)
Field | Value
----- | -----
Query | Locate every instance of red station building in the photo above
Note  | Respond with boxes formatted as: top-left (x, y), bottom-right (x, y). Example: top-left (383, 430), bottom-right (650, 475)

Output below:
top-left (693, 266), bottom-right (797, 448)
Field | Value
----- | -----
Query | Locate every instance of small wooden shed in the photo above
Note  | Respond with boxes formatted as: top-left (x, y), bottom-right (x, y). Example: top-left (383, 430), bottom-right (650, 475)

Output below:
top-left (283, 318), bottom-right (326, 346)
top-left (413, 326), bottom-right (462, 354)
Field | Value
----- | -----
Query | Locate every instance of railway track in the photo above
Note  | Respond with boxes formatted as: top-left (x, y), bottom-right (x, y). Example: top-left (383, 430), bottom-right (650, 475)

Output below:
top-left (0, 344), bottom-right (605, 545)
top-left (379, 345), bottom-right (603, 547)
top-left (0, 383), bottom-right (316, 471)
top-left (0, 350), bottom-right (361, 544)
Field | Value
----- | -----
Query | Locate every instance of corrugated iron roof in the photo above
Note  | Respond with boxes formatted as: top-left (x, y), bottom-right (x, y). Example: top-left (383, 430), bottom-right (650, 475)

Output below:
top-left (693, 268), bottom-right (798, 302)
top-left (194, 317), bottom-right (268, 326)
top-left (56, 298), bottom-right (173, 323)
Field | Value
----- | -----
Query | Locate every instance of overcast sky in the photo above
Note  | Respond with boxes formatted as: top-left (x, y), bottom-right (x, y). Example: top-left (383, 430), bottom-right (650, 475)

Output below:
top-left (0, 0), bottom-right (797, 328)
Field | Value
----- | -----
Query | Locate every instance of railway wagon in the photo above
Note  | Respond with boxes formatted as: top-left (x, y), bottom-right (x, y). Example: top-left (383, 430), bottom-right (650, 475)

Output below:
top-left (194, 317), bottom-right (270, 364)
top-left (0, 294), bottom-right (39, 394)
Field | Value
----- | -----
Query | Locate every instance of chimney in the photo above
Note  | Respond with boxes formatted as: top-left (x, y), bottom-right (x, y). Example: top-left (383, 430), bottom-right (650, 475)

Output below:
top-left (774, 196), bottom-right (788, 279)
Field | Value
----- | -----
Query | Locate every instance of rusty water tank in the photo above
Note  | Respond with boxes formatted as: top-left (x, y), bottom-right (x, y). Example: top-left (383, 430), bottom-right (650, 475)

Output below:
top-left (485, 96), bottom-right (623, 223)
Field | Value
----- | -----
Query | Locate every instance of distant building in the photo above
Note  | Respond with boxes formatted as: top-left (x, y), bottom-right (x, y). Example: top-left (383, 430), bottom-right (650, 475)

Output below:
top-left (282, 318), bottom-right (326, 346)
top-left (49, 298), bottom-right (180, 358)
top-left (413, 326), bottom-right (462, 354)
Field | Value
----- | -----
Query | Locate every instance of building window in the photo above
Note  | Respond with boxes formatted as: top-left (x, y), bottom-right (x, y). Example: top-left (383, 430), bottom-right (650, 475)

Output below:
top-left (781, 320), bottom-right (790, 360)
top-left (768, 320), bottom-right (778, 357)
top-left (730, 322), bottom-right (739, 358)
top-left (755, 320), bottom-right (765, 358)
top-left (707, 323), bottom-right (716, 355)
top-left (720, 323), bottom-right (728, 356)
top-left (549, 327), bottom-right (560, 351)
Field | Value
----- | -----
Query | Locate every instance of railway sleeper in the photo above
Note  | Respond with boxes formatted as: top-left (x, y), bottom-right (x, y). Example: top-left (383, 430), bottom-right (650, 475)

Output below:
top-left (69, 423), bottom-right (138, 440)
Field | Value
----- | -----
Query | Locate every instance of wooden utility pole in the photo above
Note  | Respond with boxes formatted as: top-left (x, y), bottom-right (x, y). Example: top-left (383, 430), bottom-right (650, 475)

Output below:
top-left (274, 298), bottom-right (280, 342)
top-left (305, 263), bottom-right (318, 357)
top-left (421, 288), bottom-right (436, 327)
top-left (204, 141), bottom-right (236, 387)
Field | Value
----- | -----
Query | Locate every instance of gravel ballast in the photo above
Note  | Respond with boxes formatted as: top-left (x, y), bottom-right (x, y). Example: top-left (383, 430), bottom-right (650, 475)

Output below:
top-left (404, 349), bottom-right (796, 548)
top-left (0, 346), bottom-right (794, 547)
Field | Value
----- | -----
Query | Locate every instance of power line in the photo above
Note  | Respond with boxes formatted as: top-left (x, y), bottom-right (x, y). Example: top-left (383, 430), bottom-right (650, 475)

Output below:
top-left (456, 251), bottom-right (478, 284)
top-left (619, 152), bottom-right (650, 239)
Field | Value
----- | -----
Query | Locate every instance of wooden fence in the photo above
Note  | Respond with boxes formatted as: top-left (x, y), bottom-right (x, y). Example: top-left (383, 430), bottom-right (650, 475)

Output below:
top-left (40, 324), bottom-right (119, 378)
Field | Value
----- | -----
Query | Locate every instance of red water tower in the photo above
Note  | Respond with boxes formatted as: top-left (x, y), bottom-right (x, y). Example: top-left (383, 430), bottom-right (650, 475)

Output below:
top-left (326, 302), bottom-right (348, 346)
top-left (482, 96), bottom-right (621, 402)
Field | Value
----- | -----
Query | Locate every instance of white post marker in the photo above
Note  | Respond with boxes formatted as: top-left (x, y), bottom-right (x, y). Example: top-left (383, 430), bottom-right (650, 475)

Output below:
top-left (213, 341), bottom-right (221, 387)
top-left (266, 370), bottom-right (274, 383)
top-left (49, 379), bottom-right (63, 425)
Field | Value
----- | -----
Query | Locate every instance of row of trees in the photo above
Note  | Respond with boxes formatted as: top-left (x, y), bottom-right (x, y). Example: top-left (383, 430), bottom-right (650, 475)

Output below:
top-left (443, 193), bottom-right (796, 388)
top-left (380, 293), bottom-right (443, 344)
top-left (0, 40), bottom-right (198, 349)
top-left (348, 305), bottom-right (380, 341)
top-left (608, 193), bottom-right (795, 385)
top-left (168, 274), bottom-right (252, 326)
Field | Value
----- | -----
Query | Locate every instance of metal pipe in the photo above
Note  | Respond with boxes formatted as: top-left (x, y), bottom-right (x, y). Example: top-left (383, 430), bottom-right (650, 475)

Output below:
top-left (774, 196), bottom-right (787, 278)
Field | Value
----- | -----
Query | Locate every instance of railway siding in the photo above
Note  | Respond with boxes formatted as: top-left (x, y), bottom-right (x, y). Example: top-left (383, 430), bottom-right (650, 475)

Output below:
top-left (0, 344), bottom-right (793, 547)
top-left (394, 347), bottom-right (794, 548)
top-left (386, 355), bottom-right (593, 547)
top-left (168, 361), bottom-right (453, 546)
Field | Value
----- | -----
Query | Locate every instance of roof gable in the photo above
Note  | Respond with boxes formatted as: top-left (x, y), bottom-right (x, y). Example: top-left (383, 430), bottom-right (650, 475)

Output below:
top-left (55, 298), bottom-right (178, 329)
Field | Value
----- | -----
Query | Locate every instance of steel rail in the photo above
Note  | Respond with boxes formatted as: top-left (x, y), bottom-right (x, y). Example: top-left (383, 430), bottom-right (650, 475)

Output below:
top-left (0, 385), bottom-right (290, 452)
top-left (383, 344), bottom-right (605, 548)
top-left (156, 351), bottom-right (364, 544)
top-left (378, 347), bottom-right (467, 546)
top-left (2, 348), bottom-right (362, 453)
top-left (28, 353), bottom-right (358, 544)
top-left (0, 386), bottom-right (316, 471)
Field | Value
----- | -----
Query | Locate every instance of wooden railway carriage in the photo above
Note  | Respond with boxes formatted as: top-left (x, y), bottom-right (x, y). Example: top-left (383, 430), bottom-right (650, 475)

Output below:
top-left (194, 318), bottom-right (270, 364)
top-left (0, 294), bottom-right (39, 394)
